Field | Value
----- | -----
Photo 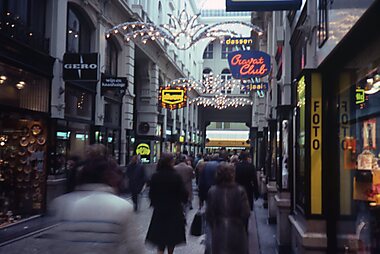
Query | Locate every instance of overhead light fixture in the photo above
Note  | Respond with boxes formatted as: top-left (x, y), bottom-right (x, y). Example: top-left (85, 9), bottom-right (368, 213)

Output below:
top-left (16, 81), bottom-right (26, 90)
top-left (0, 75), bottom-right (6, 84)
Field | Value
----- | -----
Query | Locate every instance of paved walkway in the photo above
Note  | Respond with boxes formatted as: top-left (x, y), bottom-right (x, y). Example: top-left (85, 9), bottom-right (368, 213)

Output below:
top-left (0, 189), bottom-right (277, 254)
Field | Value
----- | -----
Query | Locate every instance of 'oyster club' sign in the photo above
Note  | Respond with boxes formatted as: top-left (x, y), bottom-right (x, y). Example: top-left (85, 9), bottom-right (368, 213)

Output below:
top-left (228, 50), bottom-right (271, 79)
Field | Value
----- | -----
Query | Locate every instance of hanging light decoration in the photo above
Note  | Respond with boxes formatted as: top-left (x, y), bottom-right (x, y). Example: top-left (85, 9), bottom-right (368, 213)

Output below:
top-left (106, 10), bottom-right (263, 50)
top-left (164, 77), bottom-right (254, 109)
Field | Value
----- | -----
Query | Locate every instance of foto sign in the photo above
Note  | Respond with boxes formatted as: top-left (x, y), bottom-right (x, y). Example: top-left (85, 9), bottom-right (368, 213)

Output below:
top-left (226, 0), bottom-right (302, 12)
top-left (228, 50), bottom-right (271, 79)
top-left (63, 53), bottom-right (99, 81)
top-left (159, 86), bottom-right (187, 110)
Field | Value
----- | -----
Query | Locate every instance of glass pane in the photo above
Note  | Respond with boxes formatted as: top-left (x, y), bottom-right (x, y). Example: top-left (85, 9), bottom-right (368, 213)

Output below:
top-left (296, 76), bottom-right (306, 209)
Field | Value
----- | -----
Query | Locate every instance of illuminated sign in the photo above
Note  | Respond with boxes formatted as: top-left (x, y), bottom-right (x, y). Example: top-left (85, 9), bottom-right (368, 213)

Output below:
top-left (225, 37), bottom-right (253, 46)
top-left (179, 136), bottom-right (185, 143)
top-left (136, 143), bottom-right (150, 156)
top-left (159, 86), bottom-right (187, 110)
top-left (226, 0), bottom-right (302, 12)
top-left (242, 82), bottom-right (268, 91)
top-left (356, 88), bottom-right (365, 104)
top-left (310, 73), bottom-right (322, 215)
top-left (63, 53), bottom-right (99, 81)
top-left (228, 50), bottom-right (271, 79)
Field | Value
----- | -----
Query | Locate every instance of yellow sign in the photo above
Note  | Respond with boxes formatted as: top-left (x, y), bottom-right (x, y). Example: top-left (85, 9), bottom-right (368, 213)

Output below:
top-left (310, 73), bottom-right (322, 215)
top-left (136, 143), bottom-right (150, 156)
top-left (159, 86), bottom-right (187, 110)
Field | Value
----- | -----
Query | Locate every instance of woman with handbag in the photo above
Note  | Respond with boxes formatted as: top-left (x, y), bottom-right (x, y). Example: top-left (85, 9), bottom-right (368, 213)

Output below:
top-left (206, 162), bottom-right (251, 254)
top-left (146, 153), bottom-right (188, 254)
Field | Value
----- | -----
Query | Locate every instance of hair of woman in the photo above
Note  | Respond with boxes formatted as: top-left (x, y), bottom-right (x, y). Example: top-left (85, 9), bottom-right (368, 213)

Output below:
top-left (156, 152), bottom-right (174, 171)
top-left (215, 162), bottom-right (235, 185)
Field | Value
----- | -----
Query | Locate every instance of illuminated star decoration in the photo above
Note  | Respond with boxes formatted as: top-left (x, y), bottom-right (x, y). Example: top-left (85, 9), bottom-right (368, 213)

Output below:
top-left (164, 78), bottom-right (254, 110)
top-left (106, 10), bottom-right (263, 50)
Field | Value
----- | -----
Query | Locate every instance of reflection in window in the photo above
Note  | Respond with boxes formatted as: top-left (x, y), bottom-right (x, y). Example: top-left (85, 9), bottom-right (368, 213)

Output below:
top-left (296, 76), bottom-right (306, 211)
top-left (66, 4), bottom-right (91, 53)
top-left (65, 86), bottom-right (93, 120)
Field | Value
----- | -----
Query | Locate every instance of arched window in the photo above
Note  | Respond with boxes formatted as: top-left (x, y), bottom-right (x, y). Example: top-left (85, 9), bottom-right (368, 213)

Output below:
top-left (66, 4), bottom-right (91, 53)
top-left (203, 43), bottom-right (213, 59)
top-left (221, 69), bottom-right (232, 94)
top-left (105, 38), bottom-right (118, 76)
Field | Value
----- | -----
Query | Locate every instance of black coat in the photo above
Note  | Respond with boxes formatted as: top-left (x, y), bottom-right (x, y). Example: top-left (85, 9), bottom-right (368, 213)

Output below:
top-left (235, 161), bottom-right (259, 210)
top-left (146, 168), bottom-right (188, 247)
top-left (206, 184), bottom-right (251, 254)
top-left (126, 163), bottom-right (146, 194)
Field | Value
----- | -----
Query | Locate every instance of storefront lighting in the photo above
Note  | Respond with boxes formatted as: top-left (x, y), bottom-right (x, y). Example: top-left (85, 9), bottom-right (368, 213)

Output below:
top-left (106, 9), bottom-right (263, 50)
top-left (16, 81), bottom-right (25, 90)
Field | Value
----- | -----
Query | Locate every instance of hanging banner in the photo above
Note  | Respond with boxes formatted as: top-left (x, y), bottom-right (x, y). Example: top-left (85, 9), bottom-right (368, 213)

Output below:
top-left (228, 50), bottom-right (271, 79)
top-left (226, 0), bottom-right (302, 12)
top-left (159, 86), bottom-right (187, 110)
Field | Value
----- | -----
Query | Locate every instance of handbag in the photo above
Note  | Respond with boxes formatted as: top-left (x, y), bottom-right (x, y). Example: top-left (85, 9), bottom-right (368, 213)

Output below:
top-left (190, 210), bottom-right (204, 236)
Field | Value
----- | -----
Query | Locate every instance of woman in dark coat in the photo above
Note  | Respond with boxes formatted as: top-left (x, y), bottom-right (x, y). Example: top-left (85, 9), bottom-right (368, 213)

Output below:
top-left (146, 153), bottom-right (188, 254)
top-left (206, 162), bottom-right (251, 254)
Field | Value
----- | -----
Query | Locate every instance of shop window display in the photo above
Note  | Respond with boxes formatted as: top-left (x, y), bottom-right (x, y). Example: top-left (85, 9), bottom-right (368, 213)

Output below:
top-left (0, 118), bottom-right (47, 227)
top-left (338, 69), bottom-right (380, 251)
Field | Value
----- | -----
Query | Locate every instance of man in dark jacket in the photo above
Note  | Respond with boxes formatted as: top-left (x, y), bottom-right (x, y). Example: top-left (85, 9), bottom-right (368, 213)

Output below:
top-left (126, 155), bottom-right (146, 211)
top-left (235, 151), bottom-right (259, 211)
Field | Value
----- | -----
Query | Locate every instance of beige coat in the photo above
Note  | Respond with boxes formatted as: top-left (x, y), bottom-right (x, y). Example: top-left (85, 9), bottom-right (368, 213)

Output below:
top-left (174, 162), bottom-right (194, 201)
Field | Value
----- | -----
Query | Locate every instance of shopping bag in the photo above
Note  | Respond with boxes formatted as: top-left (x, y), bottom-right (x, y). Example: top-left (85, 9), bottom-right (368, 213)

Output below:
top-left (190, 210), bottom-right (204, 236)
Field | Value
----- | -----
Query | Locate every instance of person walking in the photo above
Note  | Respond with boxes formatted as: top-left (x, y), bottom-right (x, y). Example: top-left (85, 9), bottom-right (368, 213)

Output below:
top-left (50, 150), bottom-right (143, 254)
top-left (206, 162), bottom-right (251, 254)
top-left (235, 151), bottom-right (259, 211)
top-left (174, 154), bottom-right (195, 210)
top-left (146, 153), bottom-right (188, 254)
top-left (198, 153), bottom-right (219, 207)
top-left (126, 155), bottom-right (146, 211)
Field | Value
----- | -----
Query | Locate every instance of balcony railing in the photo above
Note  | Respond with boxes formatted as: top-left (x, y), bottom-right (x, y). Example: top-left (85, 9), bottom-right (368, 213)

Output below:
top-left (0, 13), bottom-right (49, 53)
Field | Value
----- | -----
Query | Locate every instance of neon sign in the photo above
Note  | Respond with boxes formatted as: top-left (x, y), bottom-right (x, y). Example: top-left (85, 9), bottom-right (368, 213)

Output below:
top-left (136, 143), bottom-right (150, 156)
top-left (159, 86), bottom-right (187, 110)
top-left (228, 50), bottom-right (271, 79)
top-left (225, 37), bottom-right (253, 46)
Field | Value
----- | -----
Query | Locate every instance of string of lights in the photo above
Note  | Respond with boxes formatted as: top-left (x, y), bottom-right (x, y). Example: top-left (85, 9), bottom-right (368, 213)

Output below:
top-left (106, 10), bottom-right (263, 50)
top-left (164, 77), bottom-right (254, 109)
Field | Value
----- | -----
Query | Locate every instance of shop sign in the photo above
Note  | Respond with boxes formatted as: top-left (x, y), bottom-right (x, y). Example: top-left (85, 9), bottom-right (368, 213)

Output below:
top-left (228, 50), bottom-right (271, 79)
top-left (63, 53), bottom-right (99, 81)
top-left (225, 37), bottom-right (253, 46)
top-left (226, 0), bottom-right (302, 12)
top-left (356, 88), bottom-right (365, 104)
top-left (101, 76), bottom-right (127, 94)
top-left (242, 82), bottom-right (268, 91)
top-left (159, 86), bottom-right (187, 110)
top-left (310, 73), bottom-right (322, 215)
top-left (136, 143), bottom-right (150, 156)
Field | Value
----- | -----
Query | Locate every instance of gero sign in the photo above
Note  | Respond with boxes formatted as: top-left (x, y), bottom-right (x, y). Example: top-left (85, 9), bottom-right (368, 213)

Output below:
top-left (228, 50), bottom-right (271, 79)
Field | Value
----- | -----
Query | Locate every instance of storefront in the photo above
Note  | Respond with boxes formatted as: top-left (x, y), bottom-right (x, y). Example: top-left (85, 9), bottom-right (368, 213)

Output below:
top-left (0, 59), bottom-right (54, 227)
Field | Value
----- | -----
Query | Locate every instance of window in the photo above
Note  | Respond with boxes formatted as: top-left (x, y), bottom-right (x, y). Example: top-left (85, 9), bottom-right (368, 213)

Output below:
top-left (216, 122), bottom-right (222, 129)
top-left (158, 1), bottom-right (163, 24)
top-left (105, 39), bottom-right (118, 76)
top-left (295, 76), bottom-right (306, 211)
top-left (221, 44), bottom-right (233, 59)
top-left (65, 85), bottom-right (94, 120)
top-left (66, 4), bottom-right (91, 53)
top-left (221, 69), bottom-right (232, 94)
top-left (318, 0), bottom-right (328, 47)
top-left (203, 43), bottom-right (214, 59)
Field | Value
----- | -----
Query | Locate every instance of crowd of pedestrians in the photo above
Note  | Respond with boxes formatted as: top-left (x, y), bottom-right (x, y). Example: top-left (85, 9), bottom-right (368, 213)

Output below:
top-left (50, 145), bottom-right (259, 254)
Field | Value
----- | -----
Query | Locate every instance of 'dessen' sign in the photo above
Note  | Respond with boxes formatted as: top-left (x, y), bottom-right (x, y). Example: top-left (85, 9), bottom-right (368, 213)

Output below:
top-left (228, 50), bottom-right (271, 79)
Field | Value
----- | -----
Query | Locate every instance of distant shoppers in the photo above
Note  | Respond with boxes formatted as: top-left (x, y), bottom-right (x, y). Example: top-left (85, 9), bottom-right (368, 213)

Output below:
top-left (206, 162), bottom-right (250, 254)
top-left (198, 153), bottom-right (219, 207)
top-left (235, 151), bottom-right (259, 211)
top-left (174, 154), bottom-right (195, 210)
top-left (146, 153), bottom-right (188, 254)
top-left (65, 155), bottom-right (82, 193)
top-left (51, 153), bottom-right (142, 254)
top-left (126, 155), bottom-right (146, 211)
